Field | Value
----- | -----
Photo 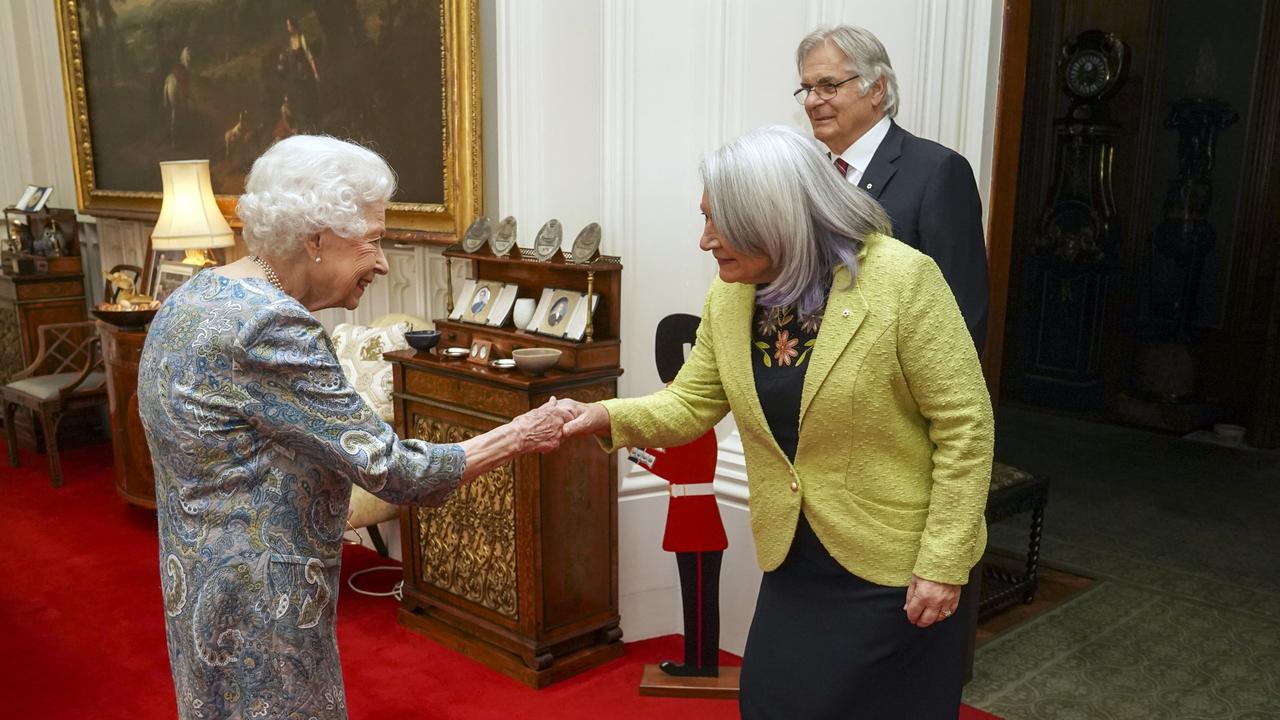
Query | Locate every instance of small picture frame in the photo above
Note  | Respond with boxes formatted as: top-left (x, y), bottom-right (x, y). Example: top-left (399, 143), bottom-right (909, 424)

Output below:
top-left (27, 187), bottom-right (53, 213)
top-left (149, 260), bottom-right (197, 302)
top-left (14, 185), bottom-right (40, 211)
top-left (459, 279), bottom-right (506, 325)
top-left (468, 339), bottom-right (493, 366)
top-left (563, 292), bottom-right (600, 341)
top-left (533, 287), bottom-right (584, 338)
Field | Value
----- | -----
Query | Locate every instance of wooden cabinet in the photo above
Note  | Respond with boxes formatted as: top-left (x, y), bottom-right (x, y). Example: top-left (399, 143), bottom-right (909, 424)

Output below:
top-left (389, 350), bottom-right (623, 688)
top-left (1, 271), bottom-right (89, 451)
top-left (97, 321), bottom-right (155, 509)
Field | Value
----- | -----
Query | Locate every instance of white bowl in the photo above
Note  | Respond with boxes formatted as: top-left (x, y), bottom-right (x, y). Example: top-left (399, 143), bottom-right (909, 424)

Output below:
top-left (512, 348), bottom-right (562, 376)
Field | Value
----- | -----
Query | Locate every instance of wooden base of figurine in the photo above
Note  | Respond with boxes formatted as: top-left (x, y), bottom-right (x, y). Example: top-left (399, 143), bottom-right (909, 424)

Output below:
top-left (639, 664), bottom-right (740, 700)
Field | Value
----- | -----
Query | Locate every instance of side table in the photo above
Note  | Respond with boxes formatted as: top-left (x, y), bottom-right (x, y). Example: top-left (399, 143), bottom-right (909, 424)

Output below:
top-left (97, 321), bottom-right (155, 509)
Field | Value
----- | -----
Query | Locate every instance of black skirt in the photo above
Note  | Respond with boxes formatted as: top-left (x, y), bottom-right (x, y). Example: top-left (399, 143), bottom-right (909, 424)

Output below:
top-left (738, 513), bottom-right (971, 720)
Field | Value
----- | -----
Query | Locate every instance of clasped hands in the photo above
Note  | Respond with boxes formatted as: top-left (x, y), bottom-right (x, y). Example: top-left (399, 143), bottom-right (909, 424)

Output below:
top-left (511, 397), bottom-right (609, 454)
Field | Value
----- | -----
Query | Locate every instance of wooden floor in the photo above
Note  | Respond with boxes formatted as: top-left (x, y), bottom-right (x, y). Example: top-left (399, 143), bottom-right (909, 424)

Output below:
top-left (975, 559), bottom-right (1095, 647)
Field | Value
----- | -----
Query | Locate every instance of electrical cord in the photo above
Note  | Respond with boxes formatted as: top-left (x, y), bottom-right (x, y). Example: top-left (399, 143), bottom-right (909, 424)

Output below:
top-left (347, 566), bottom-right (404, 600)
top-left (343, 527), bottom-right (403, 600)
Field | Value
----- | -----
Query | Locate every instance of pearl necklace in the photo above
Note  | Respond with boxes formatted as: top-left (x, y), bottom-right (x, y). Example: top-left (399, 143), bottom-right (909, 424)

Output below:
top-left (250, 255), bottom-right (284, 292)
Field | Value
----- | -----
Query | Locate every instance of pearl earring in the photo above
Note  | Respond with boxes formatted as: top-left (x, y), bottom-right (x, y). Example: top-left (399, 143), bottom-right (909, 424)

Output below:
top-left (314, 256), bottom-right (321, 264)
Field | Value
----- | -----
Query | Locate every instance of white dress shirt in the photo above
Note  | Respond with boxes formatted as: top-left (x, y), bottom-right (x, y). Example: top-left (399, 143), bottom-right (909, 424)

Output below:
top-left (834, 115), bottom-right (892, 186)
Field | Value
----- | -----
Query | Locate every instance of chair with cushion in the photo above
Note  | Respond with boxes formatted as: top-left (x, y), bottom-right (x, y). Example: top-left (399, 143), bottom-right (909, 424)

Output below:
top-left (333, 314), bottom-right (430, 555)
top-left (3, 321), bottom-right (108, 487)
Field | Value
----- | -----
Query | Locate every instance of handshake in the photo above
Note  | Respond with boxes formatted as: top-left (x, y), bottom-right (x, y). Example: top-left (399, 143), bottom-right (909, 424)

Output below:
top-left (510, 396), bottom-right (611, 454)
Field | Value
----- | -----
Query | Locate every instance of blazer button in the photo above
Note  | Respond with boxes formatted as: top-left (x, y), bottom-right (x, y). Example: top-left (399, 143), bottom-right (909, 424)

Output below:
top-left (789, 481), bottom-right (799, 493)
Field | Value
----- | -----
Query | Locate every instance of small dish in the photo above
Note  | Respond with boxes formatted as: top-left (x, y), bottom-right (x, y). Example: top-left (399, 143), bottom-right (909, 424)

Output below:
top-left (489, 358), bottom-right (516, 371)
top-left (441, 347), bottom-right (470, 359)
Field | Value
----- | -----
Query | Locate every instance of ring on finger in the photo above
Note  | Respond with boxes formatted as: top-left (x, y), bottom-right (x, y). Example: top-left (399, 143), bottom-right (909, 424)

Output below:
top-left (941, 608), bottom-right (953, 618)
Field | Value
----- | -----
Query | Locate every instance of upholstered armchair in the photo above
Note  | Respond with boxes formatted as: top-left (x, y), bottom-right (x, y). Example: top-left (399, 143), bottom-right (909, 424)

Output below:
top-left (334, 314), bottom-right (432, 556)
top-left (3, 321), bottom-right (107, 486)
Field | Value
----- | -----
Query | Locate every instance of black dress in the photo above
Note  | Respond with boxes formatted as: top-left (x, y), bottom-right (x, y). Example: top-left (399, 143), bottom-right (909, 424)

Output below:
top-left (737, 298), bottom-right (972, 720)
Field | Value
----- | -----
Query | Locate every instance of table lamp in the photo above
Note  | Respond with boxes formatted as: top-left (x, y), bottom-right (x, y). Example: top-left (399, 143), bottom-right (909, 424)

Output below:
top-left (150, 160), bottom-right (234, 266)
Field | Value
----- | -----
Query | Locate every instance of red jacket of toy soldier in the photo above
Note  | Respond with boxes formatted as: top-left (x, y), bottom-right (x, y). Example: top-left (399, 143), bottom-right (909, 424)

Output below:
top-left (631, 428), bottom-right (728, 552)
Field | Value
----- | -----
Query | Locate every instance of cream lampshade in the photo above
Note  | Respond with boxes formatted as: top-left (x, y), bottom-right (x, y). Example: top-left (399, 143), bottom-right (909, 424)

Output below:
top-left (151, 160), bottom-right (234, 266)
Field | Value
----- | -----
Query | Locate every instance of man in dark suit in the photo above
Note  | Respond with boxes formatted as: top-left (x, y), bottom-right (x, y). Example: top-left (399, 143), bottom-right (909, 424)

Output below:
top-left (795, 25), bottom-right (989, 350)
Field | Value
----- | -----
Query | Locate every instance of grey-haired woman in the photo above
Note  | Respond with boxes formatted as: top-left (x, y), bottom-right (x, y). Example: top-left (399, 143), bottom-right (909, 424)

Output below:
top-left (138, 135), bottom-right (571, 719)
top-left (562, 125), bottom-right (994, 718)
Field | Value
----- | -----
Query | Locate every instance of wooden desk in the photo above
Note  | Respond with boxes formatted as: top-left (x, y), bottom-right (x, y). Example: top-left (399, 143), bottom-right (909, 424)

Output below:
top-left (388, 349), bottom-right (623, 688)
top-left (97, 321), bottom-right (155, 509)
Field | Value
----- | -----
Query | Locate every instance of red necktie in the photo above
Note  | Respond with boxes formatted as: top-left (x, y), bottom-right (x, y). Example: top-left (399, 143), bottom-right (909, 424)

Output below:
top-left (834, 158), bottom-right (850, 178)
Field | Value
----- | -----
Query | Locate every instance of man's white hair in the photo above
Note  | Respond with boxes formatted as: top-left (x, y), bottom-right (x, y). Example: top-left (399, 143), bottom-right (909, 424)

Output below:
top-left (796, 25), bottom-right (899, 118)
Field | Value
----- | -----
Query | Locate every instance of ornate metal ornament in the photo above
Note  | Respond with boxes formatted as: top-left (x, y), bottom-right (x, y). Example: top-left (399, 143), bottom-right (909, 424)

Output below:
top-left (568, 223), bottom-right (601, 264)
top-left (489, 216), bottom-right (517, 257)
top-left (461, 216), bottom-right (492, 254)
top-left (533, 219), bottom-right (562, 262)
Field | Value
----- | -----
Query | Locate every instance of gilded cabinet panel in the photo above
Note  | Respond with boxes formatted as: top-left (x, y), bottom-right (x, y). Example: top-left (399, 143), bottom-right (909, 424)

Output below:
top-left (411, 414), bottom-right (518, 619)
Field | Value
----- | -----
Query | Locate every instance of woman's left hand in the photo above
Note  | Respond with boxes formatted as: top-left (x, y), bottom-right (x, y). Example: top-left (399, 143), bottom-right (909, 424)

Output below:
top-left (903, 575), bottom-right (961, 628)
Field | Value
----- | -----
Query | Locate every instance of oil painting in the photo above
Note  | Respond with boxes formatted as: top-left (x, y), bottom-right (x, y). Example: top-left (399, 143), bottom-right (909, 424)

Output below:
top-left (56, 0), bottom-right (481, 236)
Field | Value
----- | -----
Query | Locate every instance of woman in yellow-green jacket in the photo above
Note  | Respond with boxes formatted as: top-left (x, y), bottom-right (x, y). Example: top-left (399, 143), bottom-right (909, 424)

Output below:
top-left (561, 125), bottom-right (993, 719)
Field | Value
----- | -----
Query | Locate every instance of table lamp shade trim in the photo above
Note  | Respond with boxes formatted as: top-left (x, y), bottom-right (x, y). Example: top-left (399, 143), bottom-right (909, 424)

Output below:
top-left (151, 160), bottom-right (235, 250)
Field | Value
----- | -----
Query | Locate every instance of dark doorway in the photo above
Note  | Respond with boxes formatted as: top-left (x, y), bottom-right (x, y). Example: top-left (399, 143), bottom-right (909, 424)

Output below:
top-left (999, 0), bottom-right (1280, 448)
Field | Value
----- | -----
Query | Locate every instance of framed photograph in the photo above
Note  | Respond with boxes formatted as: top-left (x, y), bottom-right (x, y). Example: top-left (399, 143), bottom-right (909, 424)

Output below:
top-left (534, 288), bottom-right (584, 338)
top-left (142, 246), bottom-right (224, 297)
top-left (563, 293), bottom-right (600, 341)
top-left (459, 280), bottom-right (505, 325)
top-left (13, 185), bottom-right (40, 211)
top-left (28, 187), bottom-right (54, 213)
top-left (53, 0), bottom-right (481, 237)
top-left (484, 283), bottom-right (520, 327)
top-left (467, 339), bottom-right (492, 366)
top-left (149, 260), bottom-right (197, 302)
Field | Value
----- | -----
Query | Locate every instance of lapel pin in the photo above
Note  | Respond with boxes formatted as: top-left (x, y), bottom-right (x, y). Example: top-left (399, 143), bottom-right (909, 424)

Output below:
top-left (842, 309), bottom-right (851, 317)
top-left (865, 183), bottom-right (873, 190)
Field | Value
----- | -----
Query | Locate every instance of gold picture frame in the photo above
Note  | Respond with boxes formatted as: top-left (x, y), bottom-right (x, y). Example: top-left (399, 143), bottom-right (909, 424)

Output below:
top-left (53, 0), bottom-right (482, 240)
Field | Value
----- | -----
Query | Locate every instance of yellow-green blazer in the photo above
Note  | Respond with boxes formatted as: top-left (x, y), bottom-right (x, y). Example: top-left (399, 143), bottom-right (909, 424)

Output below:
top-left (601, 233), bottom-right (993, 587)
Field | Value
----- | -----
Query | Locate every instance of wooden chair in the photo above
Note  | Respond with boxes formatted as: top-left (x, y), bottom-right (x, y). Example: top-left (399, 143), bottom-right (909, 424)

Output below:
top-left (3, 321), bottom-right (107, 487)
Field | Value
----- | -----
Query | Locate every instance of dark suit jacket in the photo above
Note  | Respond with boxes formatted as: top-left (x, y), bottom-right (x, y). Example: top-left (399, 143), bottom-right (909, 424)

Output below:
top-left (857, 121), bottom-right (989, 350)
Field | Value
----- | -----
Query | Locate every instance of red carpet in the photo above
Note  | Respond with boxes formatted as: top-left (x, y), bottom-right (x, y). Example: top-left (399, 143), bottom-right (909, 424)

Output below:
top-left (0, 439), bottom-right (1000, 719)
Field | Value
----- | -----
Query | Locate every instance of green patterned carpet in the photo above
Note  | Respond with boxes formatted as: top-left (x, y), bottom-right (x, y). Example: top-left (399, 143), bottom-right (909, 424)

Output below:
top-left (964, 407), bottom-right (1280, 719)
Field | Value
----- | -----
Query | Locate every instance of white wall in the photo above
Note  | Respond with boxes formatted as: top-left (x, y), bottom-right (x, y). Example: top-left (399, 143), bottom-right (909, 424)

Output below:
top-left (492, 0), bottom-right (1005, 653)
top-left (3, 0), bottom-right (1006, 658)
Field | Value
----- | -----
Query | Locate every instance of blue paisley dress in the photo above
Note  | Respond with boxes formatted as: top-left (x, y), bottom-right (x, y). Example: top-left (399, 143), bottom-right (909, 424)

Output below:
top-left (138, 270), bottom-right (465, 719)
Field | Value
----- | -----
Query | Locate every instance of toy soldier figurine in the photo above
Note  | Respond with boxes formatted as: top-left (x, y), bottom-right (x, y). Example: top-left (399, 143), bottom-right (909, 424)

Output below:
top-left (631, 429), bottom-right (727, 676)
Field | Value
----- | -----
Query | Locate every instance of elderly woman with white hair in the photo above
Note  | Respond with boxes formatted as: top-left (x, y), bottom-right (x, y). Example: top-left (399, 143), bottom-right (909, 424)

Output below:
top-left (137, 135), bottom-right (571, 719)
top-left (561, 125), bottom-right (993, 718)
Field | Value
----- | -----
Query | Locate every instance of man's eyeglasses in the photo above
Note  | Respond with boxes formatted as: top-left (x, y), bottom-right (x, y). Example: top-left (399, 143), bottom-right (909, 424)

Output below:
top-left (793, 75), bottom-right (861, 105)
